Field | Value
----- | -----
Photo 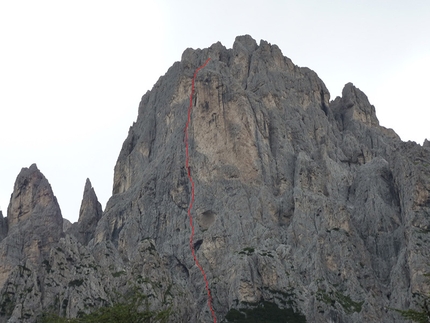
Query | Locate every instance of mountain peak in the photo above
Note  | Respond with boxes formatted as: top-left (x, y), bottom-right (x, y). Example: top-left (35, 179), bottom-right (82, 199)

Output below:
top-left (233, 34), bottom-right (258, 52)
top-left (7, 164), bottom-right (62, 229)
top-left (66, 178), bottom-right (103, 245)
top-left (342, 82), bottom-right (379, 126)
top-left (0, 164), bottom-right (63, 290)
top-left (2, 36), bottom-right (430, 323)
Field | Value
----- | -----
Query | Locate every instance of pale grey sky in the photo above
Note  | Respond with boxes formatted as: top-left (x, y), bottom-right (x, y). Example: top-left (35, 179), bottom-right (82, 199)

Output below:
top-left (1, 0), bottom-right (429, 222)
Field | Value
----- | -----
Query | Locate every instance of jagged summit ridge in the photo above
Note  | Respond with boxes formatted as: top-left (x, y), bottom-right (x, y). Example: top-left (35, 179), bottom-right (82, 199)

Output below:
top-left (112, 35), bottom-right (331, 196)
top-left (1, 35), bottom-right (430, 323)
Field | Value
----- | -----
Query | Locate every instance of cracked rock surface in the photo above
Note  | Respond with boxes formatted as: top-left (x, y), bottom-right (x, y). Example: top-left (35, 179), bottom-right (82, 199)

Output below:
top-left (1, 35), bottom-right (430, 322)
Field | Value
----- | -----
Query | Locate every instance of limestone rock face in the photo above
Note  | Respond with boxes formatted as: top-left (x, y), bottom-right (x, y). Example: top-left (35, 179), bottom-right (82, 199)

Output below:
top-left (0, 164), bottom-right (63, 286)
top-left (0, 164), bottom-right (64, 321)
top-left (331, 82), bottom-right (379, 129)
top-left (6, 164), bottom-right (62, 231)
top-left (62, 218), bottom-right (72, 232)
top-left (67, 179), bottom-right (103, 245)
top-left (0, 170), bottom-right (114, 323)
top-left (94, 35), bottom-right (430, 322)
top-left (0, 211), bottom-right (7, 242)
top-left (1, 35), bottom-right (430, 323)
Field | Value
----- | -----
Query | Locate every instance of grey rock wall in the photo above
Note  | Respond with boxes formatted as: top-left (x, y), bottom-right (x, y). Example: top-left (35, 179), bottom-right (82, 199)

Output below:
top-left (0, 211), bottom-right (7, 242)
top-left (0, 164), bottom-right (63, 289)
top-left (94, 35), bottom-right (430, 322)
top-left (1, 35), bottom-right (429, 322)
top-left (0, 164), bottom-right (63, 321)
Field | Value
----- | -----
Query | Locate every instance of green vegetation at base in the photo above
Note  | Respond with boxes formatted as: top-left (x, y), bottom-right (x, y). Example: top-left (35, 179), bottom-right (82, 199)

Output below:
top-left (316, 288), bottom-right (363, 314)
top-left (225, 301), bottom-right (306, 323)
top-left (392, 293), bottom-right (430, 323)
top-left (39, 291), bottom-right (170, 323)
top-left (238, 247), bottom-right (255, 256)
top-left (111, 270), bottom-right (126, 278)
top-left (0, 292), bottom-right (15, 317)
top-left (393, 307), bottom-right (429, 323)
top-left (335, 291), bottom-right (364, 314)
top-left (392, 272), bottom-right (430, 322)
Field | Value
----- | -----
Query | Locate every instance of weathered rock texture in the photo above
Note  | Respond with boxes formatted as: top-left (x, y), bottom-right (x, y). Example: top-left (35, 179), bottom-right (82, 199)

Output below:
top-left (66, 179), bottom-right (103, 245)
top-left (1, 35), bottom-right (430, 323)
top-left (0, 211), bottom-right (7, 242)
top-left (0, 211), bottom-right (7, 241)
top-left (0, 168), bottom-right (111, 323)
top-left (0, 164), bottom-right (63, 286)
top-left (0, 164), bottom-right (63, 320)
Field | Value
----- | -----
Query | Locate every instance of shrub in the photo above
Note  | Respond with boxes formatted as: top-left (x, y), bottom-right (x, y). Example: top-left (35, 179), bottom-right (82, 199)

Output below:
top-left (40, 290), bottom-right (170, 323)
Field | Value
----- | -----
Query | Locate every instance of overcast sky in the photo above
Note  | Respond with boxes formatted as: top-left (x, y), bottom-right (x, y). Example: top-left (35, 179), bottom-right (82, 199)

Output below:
top-left (1, 0), bottom-right (429, 222)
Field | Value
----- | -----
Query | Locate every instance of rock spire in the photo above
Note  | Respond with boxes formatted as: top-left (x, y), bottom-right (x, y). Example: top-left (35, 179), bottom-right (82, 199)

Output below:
top-left (0, 164), bottom-right (63, 290)
top-left (66, 178), bottom-right (103, 245)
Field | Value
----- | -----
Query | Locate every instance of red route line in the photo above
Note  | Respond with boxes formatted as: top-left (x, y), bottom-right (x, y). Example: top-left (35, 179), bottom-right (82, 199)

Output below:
top-left (184, 57), bottom-right (217, 323)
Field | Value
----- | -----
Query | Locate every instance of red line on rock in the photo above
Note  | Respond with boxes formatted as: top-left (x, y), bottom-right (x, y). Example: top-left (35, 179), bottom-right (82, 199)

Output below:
top-left (184, 58), bottom-right (217, 323)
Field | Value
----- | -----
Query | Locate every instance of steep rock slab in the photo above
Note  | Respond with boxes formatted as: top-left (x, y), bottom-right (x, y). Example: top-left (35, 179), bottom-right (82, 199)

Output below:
top-left (0, 211), bottom-right (7, 242)
top-left (0, 164), bottom-right (63, 321)
top-left (94, 35), bottom-right (333, 321)
top-left (1, 35), bottom-right (428, 322)
top-left (92, 35), bottom-right (430, 322)
top-left (0, 164), bottom-right (63, 288)
top-left (7, 164), bottom-right (62, 229)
